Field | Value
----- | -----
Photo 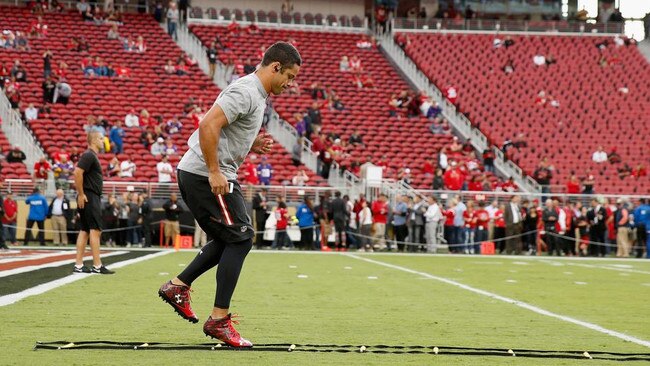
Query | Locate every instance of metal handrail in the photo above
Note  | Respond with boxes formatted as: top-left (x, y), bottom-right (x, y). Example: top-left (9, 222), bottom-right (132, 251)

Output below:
top-left (392, 18), bottom-right (624, 35)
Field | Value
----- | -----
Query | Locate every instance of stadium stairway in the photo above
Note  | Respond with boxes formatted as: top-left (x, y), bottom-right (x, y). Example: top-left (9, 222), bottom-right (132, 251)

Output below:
top-left (0, 6), bottom-right (326, 186)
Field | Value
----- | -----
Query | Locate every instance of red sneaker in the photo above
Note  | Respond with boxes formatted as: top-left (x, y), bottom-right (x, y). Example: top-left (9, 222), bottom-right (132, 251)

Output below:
top-left (203, 314), bottom-right (253, 348)
top-left (158, 281), bottom-right (199, 323)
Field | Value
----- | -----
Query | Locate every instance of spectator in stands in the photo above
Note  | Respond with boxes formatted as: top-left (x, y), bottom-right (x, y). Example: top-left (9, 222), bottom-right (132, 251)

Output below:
top-left (503, 59), bottom-right (515, 75)
top-left (140, 109), bottom-right (152, 128)
top-left (617, 163), bottom-right (632, 180)
top-left (11, 60), bottom-right (27, 82)
top-left (6, 146), bottom-right (26, 163)
top-left (14, 31), bottom-right (28, 51)
top-left (592, 146), bottom-right (607, 163)
top-left (246, 20), bottom-right (260, 34)
top-left (533, 159), bottom-right (553, 195)
top-left (291, 137), bottom-right (302, 166)
top-left (243, 58), bottom-right (256, 75)
top-left (310, 82), bottom-right (327, 100)
top-left (77, 0), bottom-right (89, 14)
top-left (348, 130), bottom-right (364, 147)
top-left (291, 170), bottom-right (309, 186)
top-left (607, 147), bottom-right (622, 164)
top-left (24, 103), bottom-right (38, 122)
top-left (53, 156), bottom-right (74, 190)
top-left (119, 156), bottom-right (136, 178)
top-left (30, 16), bottom-right (48, 38)
top-left (163, 139), bottom-right (178, 156)
top-left (307, 101), bottom-right (322, 129)
top-left (134, 36), bottom-right (146, 53)
top-left (582, 173), bottom-right (595, 194)
top-left (165, 116), bottom-right (183, 135)
top-left (227, 19), bottom-right (242, 37)
top-left (107, 24), bottom-right (119, 40)
top-left (124, 109), bottom-right (139, 128)
top-left (24, 187), bottom-right (48, 246)
top-left (545, 54), bottom-right (557, 67)
top-left (42, 50), bottom-right (53, 79)
top-left (533, 54), bottom-right (546, 66)
top-left (33, 157), bottom-right (51, 182)
top-left (632, 164), bottom-right (647, 179)
top-left (107, 155), bottom-right (121, 177)
top-left (53, 80), bottom-right (71, 105)
top-left (175, 59), bottom-right (189, 75)
top-left (444, 85), bottom-right (458, 105)
top-left (68, 146), bottom-right (79, 164)
top-left (206, 42), bottom-right (218, 80)
top-left (109, 121), bottom-right (125, 154)
top-left (443, 161), bottom-right (464, 191)
top-left (566, 174), bottom-right (581, 194)
top-left (257, 156), bottom-right (273, 185)
top-left (150, 137), bottom-right (166, 156)
top-left (482, 148), bottom-right (495, 172)
top-left (157, 155), bottom-right (174, 183)
top-left (166, 1), bottom-right (179, 40)
top-left (349, 55), bottom-right (361, 72)
top-left (339, 56), bottom-right (350, 72)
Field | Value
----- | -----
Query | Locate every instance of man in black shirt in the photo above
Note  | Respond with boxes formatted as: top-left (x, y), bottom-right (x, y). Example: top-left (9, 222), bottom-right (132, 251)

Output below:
top-left (251, 188), bottom-right (269, 247)
top-left (5, 146), bottom-right (26, 163)
top-left (207, 42), bottom-right (218, 80)
top-left (139, 191), bottom-right (153, 247)
top-left (73, 131), bottom-right (114, 274)
top-left (330, 191), bottom-right (347, 250)
top-left (163, 193), bottom-right (183, 247)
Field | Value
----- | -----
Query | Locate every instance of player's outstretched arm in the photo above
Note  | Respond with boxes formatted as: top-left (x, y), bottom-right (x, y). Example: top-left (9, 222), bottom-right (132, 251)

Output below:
top-left (199, 103), bottom-right (230, 196)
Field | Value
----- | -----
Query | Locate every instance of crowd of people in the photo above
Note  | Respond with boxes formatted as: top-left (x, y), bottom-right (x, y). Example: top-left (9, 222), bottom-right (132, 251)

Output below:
top-left (249, 189), bottom-right (650, 258)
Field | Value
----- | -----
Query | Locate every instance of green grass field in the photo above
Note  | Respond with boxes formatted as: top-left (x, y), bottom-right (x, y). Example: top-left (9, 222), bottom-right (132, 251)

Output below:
top-left (1, 251), bottom-right (649, 365)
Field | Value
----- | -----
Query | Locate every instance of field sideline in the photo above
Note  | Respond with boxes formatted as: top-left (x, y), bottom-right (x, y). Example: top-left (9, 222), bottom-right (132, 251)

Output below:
top-left (0, 249), bottom-right (649, 365)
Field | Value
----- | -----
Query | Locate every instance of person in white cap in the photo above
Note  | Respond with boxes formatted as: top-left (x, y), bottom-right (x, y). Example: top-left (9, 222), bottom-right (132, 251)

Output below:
top-left (150, 137), bottom-right (166, 156)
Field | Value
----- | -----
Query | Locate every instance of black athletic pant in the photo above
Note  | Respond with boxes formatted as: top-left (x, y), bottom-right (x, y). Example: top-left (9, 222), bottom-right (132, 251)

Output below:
top-left (300, 227), bottom-right (314, 250)
top-left (177, 239), bottom-right (253, 308)
top-left (394, 224), bottom-right (408, 251)
top-left (176, 170), bottom-right (256, 309)
top-left (24, 219), bottom-right (45, 246)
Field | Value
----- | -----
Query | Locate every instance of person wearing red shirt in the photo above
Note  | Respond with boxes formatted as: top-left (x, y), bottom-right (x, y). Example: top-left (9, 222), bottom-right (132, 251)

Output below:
top-left (566, 175), bottom-right (581, 194)
top-left (272, 202), bottom-right (293, 249)
top-left (632, 164), bottom-right (647, 179)
top-left (502, 177), bottom-right (518, 192)
top-left (371, 194), bottom-right (388, 249)
top-left (241, 157), bottom-right (259, 185)
top-left (494, 204), bottom-right (506, 252)
top-left (462, 201), bottom-right (476, 254)
top-left (561, 201), bottom-right (575, 255)
top-left (443, 200), bottom-right (456, 252)
top-left (2, 191), bottom-right (18, 247)
top-left (227, 20), bottom-right (241, 36)
top-left (474, 201), bottom-right (490, 253)
top-left (422, 157), bottom-right (435, 177)
top-left (51, 145), bottom-right (70, 163)
top-left (444, 85), bottom-right (458, 105)
top-left (33, 157), bottom-right (51, 179)
top-left (443, 162), bottom-right (464, 191)
top-left (467, 175), bottom-right (483, 192)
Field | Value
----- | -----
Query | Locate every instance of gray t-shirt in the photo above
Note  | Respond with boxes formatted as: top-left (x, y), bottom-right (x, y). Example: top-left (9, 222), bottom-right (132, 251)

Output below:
top-left (178, 73), bottom-right (268, 180)
top-left (167, 9), bottom-right (179, 23)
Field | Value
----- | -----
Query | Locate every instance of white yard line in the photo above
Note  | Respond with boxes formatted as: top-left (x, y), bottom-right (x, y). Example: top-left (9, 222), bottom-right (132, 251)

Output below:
top-left (0, 251), bottom-right (171, 307)
top-left (540, 260), bottom-right (650, 275)
top-left (0, 251), bottom-right (128, 278)
top-left (346, 254), bottom-right (650, 349)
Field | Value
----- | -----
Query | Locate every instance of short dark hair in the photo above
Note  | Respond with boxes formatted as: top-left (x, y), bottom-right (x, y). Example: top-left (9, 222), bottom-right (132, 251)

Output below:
top-left (335, 191), bottom-right (341, 198)
top-left (261, 42), bottom-right (302, 70)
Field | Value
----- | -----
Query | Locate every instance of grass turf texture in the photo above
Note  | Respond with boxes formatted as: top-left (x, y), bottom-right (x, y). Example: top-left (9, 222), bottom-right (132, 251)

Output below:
top-left (1, 252), bottom-right (649, 365)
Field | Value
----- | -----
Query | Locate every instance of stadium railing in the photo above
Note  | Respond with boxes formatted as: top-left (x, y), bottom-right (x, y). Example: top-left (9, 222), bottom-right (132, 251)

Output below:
top-left (0, 89), bottom-right (44, 176)
top-left (392, 18), bottom-right (624, 35)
